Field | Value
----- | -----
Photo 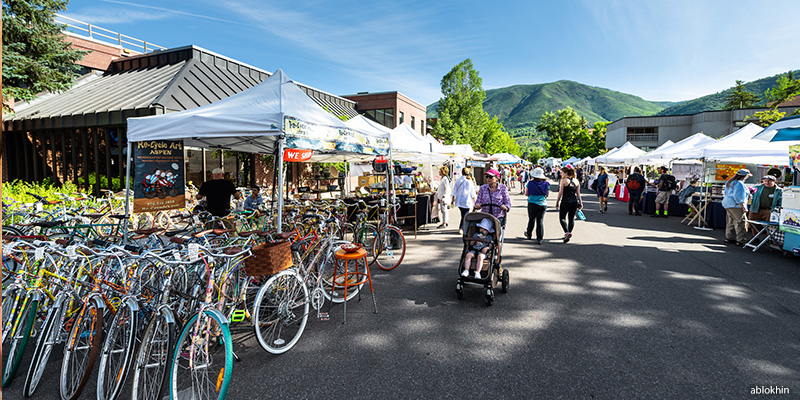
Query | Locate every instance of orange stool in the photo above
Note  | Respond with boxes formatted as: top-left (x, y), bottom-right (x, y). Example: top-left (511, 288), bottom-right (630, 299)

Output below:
top-left (330, 248), bottom-right (377, 324)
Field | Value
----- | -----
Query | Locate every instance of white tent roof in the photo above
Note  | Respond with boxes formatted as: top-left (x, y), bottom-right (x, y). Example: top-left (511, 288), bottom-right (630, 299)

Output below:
top-left (636, 140), bottom-right (674, 165)
top-left (443, 144), bottom-right (475, 158)
top-left (637, 134), bottom-right (715, 165)
top-left (422, 134), bottom-right (448, 154)
top-left (698, 123), bottom-right (789, 165)
top-left (390, 123), bottom-right (436, 161)
top-left (127, 69), bottom-right (387, 156)
top-left (492, 152), bottom-right (522, 164)
top-left (596, 142), bottom-right (645, 164)
top-left (561, 156), bottom-right (580, 166)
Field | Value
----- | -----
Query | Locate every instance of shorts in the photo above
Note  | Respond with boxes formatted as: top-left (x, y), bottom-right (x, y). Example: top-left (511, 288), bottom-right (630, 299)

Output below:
top-left (468, 248), bottom-right (489, 255)
top-left (596, 185), bottom-right (608, 198)
top-left (655, 191), bottom-right (670, 204)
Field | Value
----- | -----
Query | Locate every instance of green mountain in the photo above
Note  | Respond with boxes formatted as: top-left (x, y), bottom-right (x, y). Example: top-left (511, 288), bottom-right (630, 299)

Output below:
top-left (427, 80), bottom-right (671, 128)
top-left (656, 70), bottom-right (800, 115)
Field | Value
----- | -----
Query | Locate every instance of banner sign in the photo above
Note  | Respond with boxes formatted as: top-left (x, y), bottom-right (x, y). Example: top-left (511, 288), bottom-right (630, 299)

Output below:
top-left (780, 208), bottom-right (800, 235)
top-left (467, 160), bottom-right (486, 168)
top-left (133, 140), bottom-right (185, 213)
top-left (715, 164), bottom-right (745, 181)
top-left (283, 149), bottom-right (313, 162)
top-left (374, 156), bottom-right (388, 163)
top-left (283, 116), bottom-right (389, 156)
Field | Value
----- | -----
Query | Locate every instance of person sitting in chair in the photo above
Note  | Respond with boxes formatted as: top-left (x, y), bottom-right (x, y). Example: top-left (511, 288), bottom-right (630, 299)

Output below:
top-left (461, 218), bottom-right (494, 279)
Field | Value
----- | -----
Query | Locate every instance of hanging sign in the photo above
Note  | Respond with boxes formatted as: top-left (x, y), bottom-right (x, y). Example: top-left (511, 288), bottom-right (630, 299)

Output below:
top-left (374, 156), bottom-right (388, 163)
top-left (283, 116), bottom-right (389, 156)
top-left (133, 140), bottom-right (186, 213)
top-left (715, 164), bottom-right (746, 181)
top-left (283, 149), bottom-right (313, 162)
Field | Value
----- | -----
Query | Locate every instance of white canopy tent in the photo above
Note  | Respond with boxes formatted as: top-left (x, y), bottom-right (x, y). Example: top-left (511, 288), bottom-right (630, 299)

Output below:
top-left (636, 140), bottom-right (674, 165)
top-left (443, 144), bottom-right (475, 158)
top-left (126, 69), bottom-right (391, 233)
top-left (637, 134), bottom-right (715, 165)
top-left (561, 156), bottom-right (580, 166)
top-left (492, 152), bottom-right (522, 164)
top-left (695, 123), bottom-right (789, 165)
top-left (595, 142), bottom-right (646, 165)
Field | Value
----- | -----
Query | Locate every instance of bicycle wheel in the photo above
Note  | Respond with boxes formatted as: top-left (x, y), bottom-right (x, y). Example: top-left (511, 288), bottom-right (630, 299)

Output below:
top-left (253, 269), bottom-right (309, 355)
top-left (372, 225), bottom-right (406, 271)
top-left (2, 294), bottom-right (38, 387)
top-left (341, 223), bottom-right (355, 243)
top-left (360, 224), bottom-right (379, 259)
top-left (97, 301), bottom-right (137, 400)
top-left (155, 211), bottom-right (172, 230)
top-left (60, 301), bottom-right (104, 400)
top-left (131, 312), bottom-right (176, 400)
top-left (1, 286), bottom-right (23, 342)
top-left (171, 310), bottom-right (233, 400)
top-left (24, 293), bottom-right (79, 397)
top-left (319, 250), bottom-right (363, 303)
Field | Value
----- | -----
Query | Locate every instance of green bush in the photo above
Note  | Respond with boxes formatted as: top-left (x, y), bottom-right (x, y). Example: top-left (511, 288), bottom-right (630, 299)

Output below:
top-left (3, 179), bottom-right (83, 205)
top-left (75, 172), bottom-right (122, 193)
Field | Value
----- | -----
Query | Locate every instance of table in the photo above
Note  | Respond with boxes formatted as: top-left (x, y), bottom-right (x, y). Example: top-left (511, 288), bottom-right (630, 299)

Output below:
top-left (642, 192), bottom-right (726, 228)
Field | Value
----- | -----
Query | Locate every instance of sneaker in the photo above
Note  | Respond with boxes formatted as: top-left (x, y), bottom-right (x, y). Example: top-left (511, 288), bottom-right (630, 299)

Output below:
top-left (536, 239), bottom-right (543, 245)
top-left (458, 229), bottom-right (463, 235)
top-left (604, 206), bottom-right (608, 212)
top-left (524, 231), bottom-right (531, 240)
top-left (461, 269), bottom-right (469, 277)
top-left (650, 214), bottom-right (660, 218)
top-left (662, 214), bottom-right (668, 218)
top-left (724, 239), bottom-right (736, 244)
top-left (634, 212), bottom-right (642, 216)
top-left (563, 232), bottom-right (572, 243)
top-left (474, 271), bottom-right (482, 279)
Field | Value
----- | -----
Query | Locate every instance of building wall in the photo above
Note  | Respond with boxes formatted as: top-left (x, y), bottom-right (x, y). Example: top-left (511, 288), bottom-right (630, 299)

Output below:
top-left (65, 34), bottom-right (134, 72)
top-left (344, 92), bottom-right (427, 135)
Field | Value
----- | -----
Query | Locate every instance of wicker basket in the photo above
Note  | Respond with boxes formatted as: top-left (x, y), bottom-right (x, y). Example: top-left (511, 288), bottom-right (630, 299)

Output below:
top-left (244, 240), bottom-right (293, 276)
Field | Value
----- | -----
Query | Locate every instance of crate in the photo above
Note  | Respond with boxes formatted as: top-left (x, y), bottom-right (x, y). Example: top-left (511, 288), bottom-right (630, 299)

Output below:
top-left (244, 241), bottom-right (293, 276)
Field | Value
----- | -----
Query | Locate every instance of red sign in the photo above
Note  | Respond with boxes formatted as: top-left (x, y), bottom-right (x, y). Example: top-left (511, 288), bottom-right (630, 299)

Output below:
top-left (283, 149), bottom-right (313, 162)
top-left (374, 156), bottom-right (388, 163)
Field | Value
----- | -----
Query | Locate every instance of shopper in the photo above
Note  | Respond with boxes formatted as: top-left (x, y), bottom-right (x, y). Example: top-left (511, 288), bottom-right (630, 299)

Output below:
top-left (650, 166), bottom-right (675, 218)
top-left (748, 174), bottom-right (782, 230)
top-left (596, 166), bottom-right (609, 213)
top-left (625, 167), bottom-right (646, 216)
top-left (525, 167), bottom-right (549, 244)
top-left (722, 169), bottom-right (751, 245)
top-left (453, 167), bottom-right (477, 234)
top-left (196, 167), bottom-right (240, 217)
top-left (475, 168), bottom-right (511, 228)
top-left (436, 166), bottom-right (452, 228)
top-left (555, 165), bottom-right (583, 243)
top-left (243, 186), bottom-right (264, 211)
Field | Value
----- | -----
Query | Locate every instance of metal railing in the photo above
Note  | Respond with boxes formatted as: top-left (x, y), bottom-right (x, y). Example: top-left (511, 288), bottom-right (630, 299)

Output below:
top-left (55, 14), bottom-right (166, 53)
top-left (627, 133), bottom-right (659, 142)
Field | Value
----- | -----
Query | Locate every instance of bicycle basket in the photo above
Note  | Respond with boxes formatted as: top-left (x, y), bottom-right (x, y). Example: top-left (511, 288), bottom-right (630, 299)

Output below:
top-left (244, 240), bottom-right (293, 276)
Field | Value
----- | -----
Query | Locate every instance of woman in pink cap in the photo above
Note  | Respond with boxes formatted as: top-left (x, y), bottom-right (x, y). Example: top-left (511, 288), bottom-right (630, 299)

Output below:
top-left (474, 168), bottom-right (511, 228)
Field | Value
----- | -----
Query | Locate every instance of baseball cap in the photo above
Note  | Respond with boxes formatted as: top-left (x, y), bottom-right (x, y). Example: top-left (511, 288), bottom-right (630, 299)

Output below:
top-left (736, 169), bottom-right (751, 177)
top-left (212, 168), bottom-right (224, 175)
top-left (763, 175), bottom-right (776, 181)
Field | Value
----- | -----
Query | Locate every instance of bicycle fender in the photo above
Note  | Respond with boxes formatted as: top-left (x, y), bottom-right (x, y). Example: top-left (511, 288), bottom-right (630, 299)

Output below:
top-left (158, 305), bottom-right (177, 325)
top-left (85, 293), bottom-right (107, 310)
top-left (202, 308), bottom-right (230, 327)
top-left (121, 296), bottom-right (140, 312)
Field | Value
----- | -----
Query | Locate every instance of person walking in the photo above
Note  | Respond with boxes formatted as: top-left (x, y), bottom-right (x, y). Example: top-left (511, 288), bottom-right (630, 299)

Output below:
top-left (722, 169), bottom-right (752, 246)
top-left (596, 166), bottom-right (609, 213)
top-left (650, 166), bottom-right (674, 218)
top-left (626, 167), bottom-right (646, 216)
top-left (453, 167), bottom-right (477, 234)
top-left (555, 165), bottom-right (583, 243)
top-left (475, 168), bottom-right (511, 228)
top-left (524, 167), bottom-right (549, 244)
top-left (436, 166), bottom-right (452, 228)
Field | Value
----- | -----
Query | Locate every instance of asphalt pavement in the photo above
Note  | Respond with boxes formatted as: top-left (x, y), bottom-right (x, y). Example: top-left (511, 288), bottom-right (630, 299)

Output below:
top-left (6, 183), bottom-right (800, 399)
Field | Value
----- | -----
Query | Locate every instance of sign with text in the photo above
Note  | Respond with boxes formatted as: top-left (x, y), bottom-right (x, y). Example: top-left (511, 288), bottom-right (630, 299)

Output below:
top-left (133, 140), bottom-right (186, 213)
top-left (283, 116), bottom-right (389, 156)
top-left (283, 149), bottom-right (313, 162)
top-left (715, 164), bottom-right (745, 181)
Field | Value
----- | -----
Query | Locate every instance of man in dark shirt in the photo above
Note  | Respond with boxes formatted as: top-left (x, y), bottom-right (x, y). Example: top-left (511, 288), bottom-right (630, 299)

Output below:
top-left (626, 167), bottom-right (646, 216)
top-left (197, 168), bottom-right (240, 217)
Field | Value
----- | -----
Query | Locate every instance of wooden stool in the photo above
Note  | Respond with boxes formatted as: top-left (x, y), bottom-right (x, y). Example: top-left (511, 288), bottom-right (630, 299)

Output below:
top-left (330, 248), bottom-right (377, 324)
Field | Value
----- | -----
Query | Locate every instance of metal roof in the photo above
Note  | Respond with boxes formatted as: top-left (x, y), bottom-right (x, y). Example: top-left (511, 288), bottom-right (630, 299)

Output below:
top-left (6, 45), bottom-right (357, 131)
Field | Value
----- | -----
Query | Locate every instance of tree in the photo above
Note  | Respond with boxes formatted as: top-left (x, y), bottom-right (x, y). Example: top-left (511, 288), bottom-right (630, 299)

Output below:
top-left (536, 107), bottom-right (589, 159)
top-left (764, 72), bottom-right (800, 106)
top-left (746, 109), bottom-right (786, 127)
top-left (723, 80), bottom-right (759, 110)
top-left (2, 0), bottom-right (86, 113)
top-left (431, 58), bottom-right (520, 155)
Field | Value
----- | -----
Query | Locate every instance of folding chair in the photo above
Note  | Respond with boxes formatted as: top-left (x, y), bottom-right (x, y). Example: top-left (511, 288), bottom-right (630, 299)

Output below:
top-left (743, 219), bottom-right (780, 252)
top-left (682, 193), bottom-right (708, 227)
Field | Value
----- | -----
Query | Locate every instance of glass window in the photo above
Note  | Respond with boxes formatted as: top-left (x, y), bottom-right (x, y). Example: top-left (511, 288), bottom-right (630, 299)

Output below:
top-left (399, 111), bottom-right (404, 125)
top-left (411, 116), bottom-right (415, 129)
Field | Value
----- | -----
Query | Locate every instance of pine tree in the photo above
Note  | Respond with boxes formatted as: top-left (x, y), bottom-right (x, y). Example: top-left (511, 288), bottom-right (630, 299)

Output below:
top-left (3, 0), bottom-right (87, 113)
top-left (722, 80), bottom-right (759, 110)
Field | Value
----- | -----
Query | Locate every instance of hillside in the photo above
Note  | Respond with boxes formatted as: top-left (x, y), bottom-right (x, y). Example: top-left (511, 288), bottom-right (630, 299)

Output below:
top-left (656, 70), bottom-right (800, 115)
top-left (427, 80), bottom-right (669, 128)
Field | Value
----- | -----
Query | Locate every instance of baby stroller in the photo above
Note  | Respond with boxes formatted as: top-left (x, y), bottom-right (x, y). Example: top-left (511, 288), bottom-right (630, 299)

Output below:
top-left (456, 212), bottom-right (508, 305)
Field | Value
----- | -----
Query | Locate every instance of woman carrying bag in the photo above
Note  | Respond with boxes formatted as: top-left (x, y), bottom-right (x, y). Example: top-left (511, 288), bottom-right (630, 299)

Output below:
top-left (452, 167), bottom-right (477, 234)
top-left (524, 167), bottom-right (549, 244)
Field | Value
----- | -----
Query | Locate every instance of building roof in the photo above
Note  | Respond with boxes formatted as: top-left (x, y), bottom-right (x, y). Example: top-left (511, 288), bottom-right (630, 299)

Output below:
top-left (7, 45), bottom-right (357, 130)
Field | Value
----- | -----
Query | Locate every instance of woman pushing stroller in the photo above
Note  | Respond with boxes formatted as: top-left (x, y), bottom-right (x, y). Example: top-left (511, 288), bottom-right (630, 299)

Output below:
top-left (461, 218), bottom-right (495, 279)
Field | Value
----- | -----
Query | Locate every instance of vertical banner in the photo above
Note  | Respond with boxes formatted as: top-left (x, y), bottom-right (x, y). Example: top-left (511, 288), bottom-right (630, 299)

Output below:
top-left (133, 140), bottom-right (185, 212)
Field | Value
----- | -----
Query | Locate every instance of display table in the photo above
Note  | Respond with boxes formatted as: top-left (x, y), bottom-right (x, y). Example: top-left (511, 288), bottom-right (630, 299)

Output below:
top-left (642, 192), bottom-right (725, 228)
top-left (344, 193), bottom-right (433, 238)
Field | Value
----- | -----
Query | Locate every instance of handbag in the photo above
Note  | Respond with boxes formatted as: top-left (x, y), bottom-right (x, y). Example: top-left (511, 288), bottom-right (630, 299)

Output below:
top-left (590, 180), bottom-right (597, 191)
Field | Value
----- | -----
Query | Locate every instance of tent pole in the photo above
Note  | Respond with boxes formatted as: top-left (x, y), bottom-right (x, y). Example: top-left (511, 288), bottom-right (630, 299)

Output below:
top-left (122, 141), bottom-right (132, 244)
top-left (277, 137), bottom-right (285, 234)
top-left (694, 161), bottom-right (713, 231)
top-left (388, 138), bottom-right (394, 208)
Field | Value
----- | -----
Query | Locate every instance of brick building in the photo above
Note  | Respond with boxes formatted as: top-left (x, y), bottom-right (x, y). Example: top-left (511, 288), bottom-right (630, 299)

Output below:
top-left (342, 91), bottom-right (428, 135)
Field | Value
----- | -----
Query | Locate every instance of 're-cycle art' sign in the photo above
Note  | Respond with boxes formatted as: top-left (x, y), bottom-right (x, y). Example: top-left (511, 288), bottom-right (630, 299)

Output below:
top-left (133, 140), bottom-right (186, 213)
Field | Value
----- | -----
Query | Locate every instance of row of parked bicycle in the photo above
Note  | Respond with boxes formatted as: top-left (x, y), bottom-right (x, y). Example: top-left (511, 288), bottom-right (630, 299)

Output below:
top-left (2, 193), bottom-right (407, 400)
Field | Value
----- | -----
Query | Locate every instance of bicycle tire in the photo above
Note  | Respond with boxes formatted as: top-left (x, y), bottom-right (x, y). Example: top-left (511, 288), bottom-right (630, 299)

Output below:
top-left (60, 301), bottom-right (104, 400)
top-left (2, 295), bottom-right (38, 387)
top-left (97, 301), bottom-right (137, 400)
top-left (360, 224), bottom-right (379, 259)
top-left (253, 269), bottom-right (309, 354)
top-left (131, 312), bottom-right (176, 400)
top-left (1, 287), bottom-right (23, 342)
top-left (24, 293), bottom-right (79, 397)
top-left (171, 310), bottom-right (233, 400)
top-left (373, 225), bottom-right (406, 271)
top-left (319, 247), bottom-right (363, 303)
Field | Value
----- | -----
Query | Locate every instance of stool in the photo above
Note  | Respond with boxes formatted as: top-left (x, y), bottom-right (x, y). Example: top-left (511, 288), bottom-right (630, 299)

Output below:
top-left (330, 248), bottom-right (377, 324)
top-left (743, 220), bottom-right (780, 252)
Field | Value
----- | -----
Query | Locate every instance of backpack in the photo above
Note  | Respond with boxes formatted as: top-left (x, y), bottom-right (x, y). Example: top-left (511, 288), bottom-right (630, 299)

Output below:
top-left (626, 175), bottom-right (642, 191)
top-left (661, 174), bottom-right (677, 191)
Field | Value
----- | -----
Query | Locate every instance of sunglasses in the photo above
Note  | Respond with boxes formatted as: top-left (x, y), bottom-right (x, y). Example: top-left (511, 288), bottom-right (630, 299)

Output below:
top-left (484, 175), bottom-right (496, 179)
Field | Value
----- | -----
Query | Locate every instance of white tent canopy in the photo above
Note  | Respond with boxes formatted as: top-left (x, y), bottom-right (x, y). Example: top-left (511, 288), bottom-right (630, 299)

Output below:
top-left (636, 140), bottom-right (674, 165)
top-left (637, 134), bottom-right (715, 165)
top-left (561, 156), bottom-right (580, 166)
top-left (697, 123), bottom-right (789, 165)
top-left (444, 144), bottom-right (475, 158)
top-left (127, 69), bottom-right (387, 156)
top-left (492, 152), bottom-right (522, 164)
top-left (390, 123), bottom-right (435, 161)
top-left (595, 142), bottom-right (646, 165)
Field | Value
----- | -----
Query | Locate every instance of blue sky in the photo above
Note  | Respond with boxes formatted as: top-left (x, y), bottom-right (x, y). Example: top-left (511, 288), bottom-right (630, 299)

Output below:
top-left (62, 0), bottom-right (800, 107)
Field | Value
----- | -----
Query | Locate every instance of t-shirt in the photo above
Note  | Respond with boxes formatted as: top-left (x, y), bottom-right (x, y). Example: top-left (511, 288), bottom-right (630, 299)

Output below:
top-left (626, 173), bottom-right (645, 193)
top-left (760, 186), bottom-right (777, 209)
top-left (658, 173), bottom-right (671, 192)
top-left (198, 179), bottom-right (237, 216)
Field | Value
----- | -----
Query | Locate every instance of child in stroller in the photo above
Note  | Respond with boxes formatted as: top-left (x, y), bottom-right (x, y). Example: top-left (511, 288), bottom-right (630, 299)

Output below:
top-left (461, 218), bottom-right (494, 279)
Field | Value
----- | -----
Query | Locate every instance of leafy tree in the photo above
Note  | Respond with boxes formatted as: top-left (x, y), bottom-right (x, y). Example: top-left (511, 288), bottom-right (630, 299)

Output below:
top-left (591, 121), bottom-right (609, 154)
top-left (536, 107), bottom-right (589, 159)
top-left (746, 109), bottom-right (786, 127)
top-left (432, 58), bottom-right (520, 155)
top-left (723, 80), bottom-right (759, 110)
top-left (764, 72), bottom-right (800, 106)
top-left (2, 0), bottom-right (86, 113)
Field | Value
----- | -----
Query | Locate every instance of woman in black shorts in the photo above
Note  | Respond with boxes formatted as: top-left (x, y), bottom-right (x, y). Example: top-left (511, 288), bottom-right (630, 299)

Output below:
top-left (555, 165), bottom-right (583, 243)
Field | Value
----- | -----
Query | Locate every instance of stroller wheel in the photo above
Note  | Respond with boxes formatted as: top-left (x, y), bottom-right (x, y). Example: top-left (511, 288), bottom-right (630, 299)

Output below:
top-left (486, 289), bottom-right (494, 306)
top-left (456, 284), bottom-right (464, 300)
top-left (501, 269), bottom-right (509, 293)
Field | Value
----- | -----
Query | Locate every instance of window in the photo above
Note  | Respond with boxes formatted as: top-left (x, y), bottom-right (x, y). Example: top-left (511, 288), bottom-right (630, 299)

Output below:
top-left (362, 108), bottom-right (395, 129)
top-left (411, 116), bottom-right (415, 129)
top-left (399, 111), bottom-right (404, 125)
top-left (627, 127), bottom-right (658, 143)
